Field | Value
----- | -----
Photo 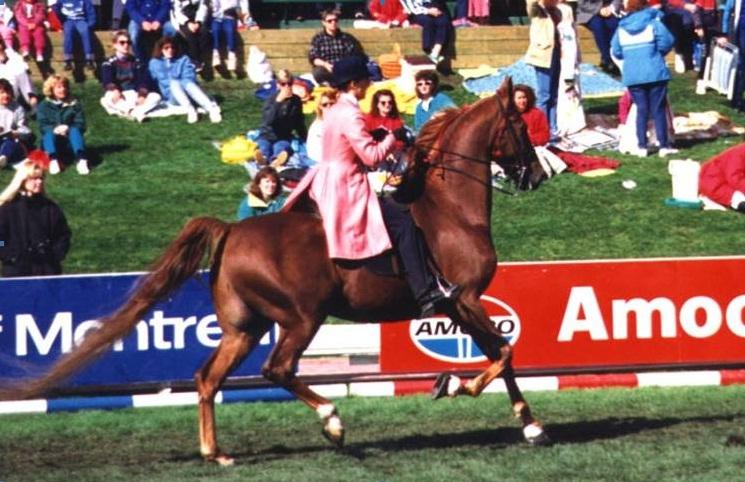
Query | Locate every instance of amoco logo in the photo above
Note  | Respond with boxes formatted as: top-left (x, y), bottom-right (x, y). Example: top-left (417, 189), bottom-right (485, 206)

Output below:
top-left (409, 295), bottom-right (521, 363)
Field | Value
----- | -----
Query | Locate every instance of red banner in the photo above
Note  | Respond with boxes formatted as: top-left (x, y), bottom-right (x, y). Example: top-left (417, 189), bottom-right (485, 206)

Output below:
top-left (380, 257), bottom-right (745, 374)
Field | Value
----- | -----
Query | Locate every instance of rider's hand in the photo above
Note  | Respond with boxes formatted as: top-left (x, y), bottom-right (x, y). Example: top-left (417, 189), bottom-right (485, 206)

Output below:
top-left (393, 126), bottom-right (413, 145)
top-left (369, 127), bottom-right (389, 142)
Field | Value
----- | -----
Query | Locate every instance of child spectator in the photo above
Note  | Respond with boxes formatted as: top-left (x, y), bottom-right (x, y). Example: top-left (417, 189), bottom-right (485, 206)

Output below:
top-left (53, 0), bottom-right (97, 72)
top-left (100, 30), bottom-right (162, 122)
top-left (13, 0), bottom-right (46, 62)
top-left (0, 78), bottom-right (31, 169)
top-left (169, 0), bottom-right (210, 71)
top-left (255, 68), bottom-right (306, 166)
top-left (148, 36), bottom-right (222, 124)
top-left (237, 166), bottom-right (286, 220)
top-left (37, 75), bottom-right (90, 175)
top-left (413, 69), bottom-right (455, 132)
top-left (306, 90), bottom-right (337, 163)
top-left (368, 0), bottom-right (409, 27)
top-left (0, 38), bottom-right (38, 111)
top-left (0, 0), bottom-right (15, 50)
top-left (211, 0), bottom-right (249, 72)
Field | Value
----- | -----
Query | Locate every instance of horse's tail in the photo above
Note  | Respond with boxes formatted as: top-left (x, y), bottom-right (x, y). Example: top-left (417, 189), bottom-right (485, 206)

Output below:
top-left (0, 216), bottom-right (231, 401)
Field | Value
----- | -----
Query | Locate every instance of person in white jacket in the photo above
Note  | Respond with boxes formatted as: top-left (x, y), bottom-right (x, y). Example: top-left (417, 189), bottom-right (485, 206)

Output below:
top-left (167, 0), bottom-right (211, 71)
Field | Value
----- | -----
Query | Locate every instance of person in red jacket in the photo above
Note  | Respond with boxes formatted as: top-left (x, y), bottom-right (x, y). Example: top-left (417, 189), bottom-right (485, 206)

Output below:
top-left (514, 84), bottom-right (550, 146)
top-left (368, 0), bottom-right (409, 26)
top-left (699, 143), bottom-right (745, 213)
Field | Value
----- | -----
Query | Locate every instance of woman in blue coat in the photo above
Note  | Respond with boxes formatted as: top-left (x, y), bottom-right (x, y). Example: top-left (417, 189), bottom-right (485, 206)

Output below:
top-left (237, 166), bottom-right (286, 220)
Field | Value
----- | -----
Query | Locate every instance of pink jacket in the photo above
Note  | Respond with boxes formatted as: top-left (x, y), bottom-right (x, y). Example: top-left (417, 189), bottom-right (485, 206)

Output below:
top-left (284, 93), bottom-right (395, 259)
top-left (699, 143), bottom-right (745, 207)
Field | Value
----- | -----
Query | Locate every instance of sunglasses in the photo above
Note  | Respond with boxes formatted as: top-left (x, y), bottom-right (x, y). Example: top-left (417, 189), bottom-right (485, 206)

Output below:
top-left (117, 39), bottom-right (130, 45)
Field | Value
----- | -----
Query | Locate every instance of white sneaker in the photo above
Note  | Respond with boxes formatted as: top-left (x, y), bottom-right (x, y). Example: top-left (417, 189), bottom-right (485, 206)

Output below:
top-left (226, 52), bottom-right (237, 71)
top-left (36, 54), bottom-right (44, 62)
top-left (187, 109), bottom-right (199, 124)
top-left (628, 147), bottom-right (648, 158)
top-left (49, 159), bottom-right (61, 175)
top-left (658, 147), bottom-right (680, 158)
top-left (212, 50), bottom-right (221, 68)
top-left (76, 159), bottom-right (90, 175)
top-left (208, 107), bottom-right (222, 123)
top-left (0, 154), bottom-right (7, 169)
top-left (674, 54), bottom-right (686, 73)
top-left (695, 79), bottom-right (706, 95)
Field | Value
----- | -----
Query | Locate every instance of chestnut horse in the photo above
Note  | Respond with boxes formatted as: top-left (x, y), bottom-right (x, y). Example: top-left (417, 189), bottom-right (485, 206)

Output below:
top-left (2, 78), bottom-right (548, 464)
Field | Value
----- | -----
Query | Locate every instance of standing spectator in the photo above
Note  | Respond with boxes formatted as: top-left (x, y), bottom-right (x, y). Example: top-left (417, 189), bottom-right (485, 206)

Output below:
top-left (0, 0), bottom-right (15, 50)
top-left (660, 0), bottom-right (698, 73)
top-left (693, 0), bottom-right (719, 94)
top-left (577, 0), bottom-right (621, 75)
top-left (100, 30), bottom-right (162, 122)
top-left (368, 0), bottom-right (409, 26)
top-left (557, 0), bottom-right (586, 136)
top-left (255, 68), bottom-right (307, 166)
top-left (699, 142), bottom-right (745, 213)
top-left (37, 75), bottom-right (91, 175)
top-left (237, 166), bottom-right (286, 220)
top-left (721, 0), bottom-right (745, 110)
top-left (54, 0), bottom-right (97, 72)
top-left (13, 0), bottom-right (46, 63)
top-left (211, 0), bottom-right (250, 72)
top-left (611, 0), bottom-right (677, 157)
top-left (0, 79), bottom-right (31, 168)
top-left (306, 90), bottom-right (337, 163)
top-left (413, 69), bottom-right (455, 132)
top-left (148, 36), bottom-right (222, 123)
top-left (308, 8), bottom-right (366, 85)
top-left (400, 0), bottom-right (452, 64)
top-left (127, 0), bottom-right (172, 61)
top-left (0, 39), bottom-right (38, 111)
top-left (525, 0), bottom-right (561, 138)
top-left (0, 155), bottom-right (71, 277)
top-left (169, 0), bottom-right (210, 71)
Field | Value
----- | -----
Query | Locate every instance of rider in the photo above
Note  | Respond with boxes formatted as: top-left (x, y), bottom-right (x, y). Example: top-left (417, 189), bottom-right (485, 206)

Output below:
top-left (283, 55), bottom-right (458, 317)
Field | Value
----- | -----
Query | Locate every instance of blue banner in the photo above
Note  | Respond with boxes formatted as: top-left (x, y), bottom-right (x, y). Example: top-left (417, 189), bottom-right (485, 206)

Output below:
top-left (0, 273), bottom-right (275, 388)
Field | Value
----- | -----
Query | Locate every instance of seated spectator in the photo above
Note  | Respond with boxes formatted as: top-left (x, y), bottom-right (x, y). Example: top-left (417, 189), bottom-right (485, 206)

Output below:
top-left (37, 75), bottom-right (90, 175)
top-left (100, 30), bottom-right (162, 122)
top-left (54, 0), bottom-right (97, 72)
top-left (127, 0), bottom-right (171, 61)
top-left (401, 0), bottom-right (451, 64)
top-left (168, 0), bottom-right (210, 72)
top-left (309, 8), bottom-right (368, 85)
top-left (148, 36), bottom-right (222, 124)
top-left (368, 0), bottom-right (409, 27)
top-left (699, 142), bottom-right (745, 213)
top-left (466, 0), bottom-right (489, 26)
top-left (413, 69), bottom-right (455, 132)
top-left (0, 0), bottom-right (15, 50)
top-left (0, 154), bottom-right (72, 277)
top-left (365, 88), bottom-right (406, 155)
top-left (13, 0), bottom-right (46, 62)
top-left (211, 0), bottom-right (250, 72)
top-left (307, 89), bottom-right (337, 163)
top-left (513, 84), bottom-right (550, 146)
top-left (576, 0), bottom-right (621, 76)
top-left (0, 39), bottom-right (38, 111)
top-left (0, 79), bottom-right (31, 169)
top-left (237, 166), bottom-right (286, 220)
top-left (255, 69), bottom-right (306, 166)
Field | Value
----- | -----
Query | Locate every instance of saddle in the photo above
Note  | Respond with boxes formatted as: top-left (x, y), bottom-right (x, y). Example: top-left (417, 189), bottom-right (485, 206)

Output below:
top-left (335, 251), bottom-right (402, 278)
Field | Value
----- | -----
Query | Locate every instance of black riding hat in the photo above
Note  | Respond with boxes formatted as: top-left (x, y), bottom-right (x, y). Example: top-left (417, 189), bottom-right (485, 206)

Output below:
top-left (331, 55), bottom-right (369, 88)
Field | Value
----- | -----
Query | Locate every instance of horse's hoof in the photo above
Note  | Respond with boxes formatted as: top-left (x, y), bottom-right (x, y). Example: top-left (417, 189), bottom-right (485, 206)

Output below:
top-left (205, 453), bottom-right (235, 466)
top-left (322, 415), bottom-right (345, 448)
top-left (523, 423), bottom-right (552, 447)
top-left (432, 373), bottom-right (451, 400)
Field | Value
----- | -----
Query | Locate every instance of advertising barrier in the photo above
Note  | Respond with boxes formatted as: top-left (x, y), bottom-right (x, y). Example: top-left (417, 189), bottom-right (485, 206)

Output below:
top-left (381, 256), bottom-right (745, 374)
top-left (0, 273), bottom-right (275, 389)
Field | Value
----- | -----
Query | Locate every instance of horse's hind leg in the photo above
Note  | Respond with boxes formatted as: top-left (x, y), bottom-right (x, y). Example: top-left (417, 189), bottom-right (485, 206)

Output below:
top-left (195, 309), bottom-right (273, 465)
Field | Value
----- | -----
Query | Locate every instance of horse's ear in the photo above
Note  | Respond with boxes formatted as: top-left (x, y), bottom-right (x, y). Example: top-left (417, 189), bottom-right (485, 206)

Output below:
top-left (495, 77), bottom-right (514, 109)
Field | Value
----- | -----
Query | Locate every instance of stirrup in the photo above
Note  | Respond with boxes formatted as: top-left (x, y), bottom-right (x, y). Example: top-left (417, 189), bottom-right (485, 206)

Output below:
top-left (436, 276), bottom-right (460, 299)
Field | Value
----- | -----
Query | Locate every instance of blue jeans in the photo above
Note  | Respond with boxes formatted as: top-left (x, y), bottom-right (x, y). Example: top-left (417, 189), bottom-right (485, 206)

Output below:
top-left (167, 80), bottom-right (216, 112)
top-left (63, 19), bottom-right (93, 60)
top-left (256, 138), bottom-right (291, 161)
top-left (534, 47), bottom-right (560, 136)
top-left (585, 14), bottom-right (618, 66)
top-left (732, 21), bottom-right (745, 109)
top-left (629, 81), bottom-right (670, 149)
top-left (42, 127), bottom-right (86, 160)
top-left (0, 138), bottom-right (27, 165)
top-left (129, 20), bottom-right (171, 60)
top-left (412, 13), bottom-right (451, 53)
top-left (212, 18), bottom-right (237, 52)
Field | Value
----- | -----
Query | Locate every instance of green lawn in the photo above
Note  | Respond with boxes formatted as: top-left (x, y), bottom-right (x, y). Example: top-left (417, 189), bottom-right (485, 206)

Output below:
top-left (1, 71), bottom-right (743, 274)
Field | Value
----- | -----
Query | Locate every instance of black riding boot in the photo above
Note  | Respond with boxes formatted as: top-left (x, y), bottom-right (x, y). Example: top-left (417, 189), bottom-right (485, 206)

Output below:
top-left (378, 197), bottom-right (460, 317)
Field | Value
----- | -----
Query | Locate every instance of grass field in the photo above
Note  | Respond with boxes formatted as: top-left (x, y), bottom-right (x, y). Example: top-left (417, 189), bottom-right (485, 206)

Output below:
top-left (0, 71), bottom-right (743, 274)
top-left (1, 385), bottom-right (744, 481)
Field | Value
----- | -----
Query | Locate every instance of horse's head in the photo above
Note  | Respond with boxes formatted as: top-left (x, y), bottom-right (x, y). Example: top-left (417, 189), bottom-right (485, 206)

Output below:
top-left (492, 78), bottom-right (546, 191)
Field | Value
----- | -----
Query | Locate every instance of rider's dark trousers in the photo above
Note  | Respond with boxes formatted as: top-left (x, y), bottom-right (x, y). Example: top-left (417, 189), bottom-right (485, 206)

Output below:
top-left (378, 196), bottom-right (434, 301)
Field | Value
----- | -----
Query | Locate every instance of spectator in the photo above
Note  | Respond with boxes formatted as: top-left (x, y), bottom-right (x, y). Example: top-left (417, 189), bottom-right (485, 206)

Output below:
top-left (13, 0), bottom-right (46, 63)
top-left (659, 0), bottom-right (697, 73)
top-left (0, 154), bottom-right (71, 277)
top-left (721, 0), bottom-right (745, 110)
top-left (127, 0), bottom-right (172, 61)
top-left (611, 0), bottom-right (677, 157)
top-left (525, 0), bottom-right (561, 137)
top-left (307, 90), bottom-right (337, 163)
top-left (308, 8), bottom-right (366, 85)
top-left (100, 30), bottom-right (162, 122)
top-left (699, 142), bottom-right (745, 213)
top-left (0, 0), bottom-right (15, 50)
top-left (211, 0), bottom-right (250, 72)
top-left (513, 84), bottom-right (550, 147)
top-left (413, 69), bottom-right (455, 132)
top-left (148, 36), bottom-right (222, 124)
top-left (168, 0), bottom-right (210, 71)
top-left (693, 0), bottom-right (719, 94)
top-left (577, 0), bottom-right (621, 75)
top-left (556, 0), bottom-right (586, 136)
top-left (0, 38), bottom-right (38, 111)
top-left (368, 0), bottom-right (409, 27)
top-left (255, 68), bottom-right (306, 166)
top-left (37, 75), bottom-right (91, 175)
top-left (237, 166), bottom-right (286, 220)
top-left (112, 0), bottom-right (126, 28)
top-left (365, 89), bottom-right (405, 148)
top-left (54, 0), bottom-right (97, 72)
top-left (400, 0), bottom-right (452, 64)
top-left (467, 0), bottom-right (489, 26)
top-left (0, 78), bottom-right (31, 169)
